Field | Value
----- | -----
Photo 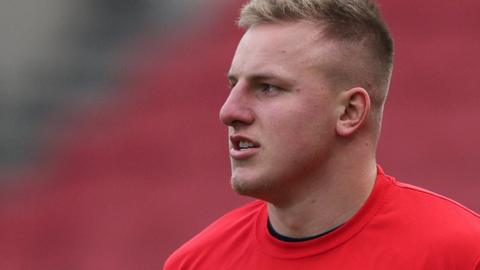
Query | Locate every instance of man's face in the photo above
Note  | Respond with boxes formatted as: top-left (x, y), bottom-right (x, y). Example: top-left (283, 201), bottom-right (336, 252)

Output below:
top-left (219, 21), bottom-right (342, 202)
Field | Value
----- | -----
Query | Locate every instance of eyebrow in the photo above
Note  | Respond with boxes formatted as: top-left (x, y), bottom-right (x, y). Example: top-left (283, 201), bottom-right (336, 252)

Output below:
top-left (227, 72), bottom-right (285, 83)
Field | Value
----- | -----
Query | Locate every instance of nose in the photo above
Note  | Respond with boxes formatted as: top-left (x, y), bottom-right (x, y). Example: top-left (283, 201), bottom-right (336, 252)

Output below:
top-left (219, 84), bottom-right (255, 128)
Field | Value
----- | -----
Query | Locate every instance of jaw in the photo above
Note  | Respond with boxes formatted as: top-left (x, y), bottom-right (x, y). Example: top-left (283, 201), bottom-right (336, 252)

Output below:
top-left (229, 159), bottom-right (291, 203)
top-left (230, 160), bottom-right (269, 197)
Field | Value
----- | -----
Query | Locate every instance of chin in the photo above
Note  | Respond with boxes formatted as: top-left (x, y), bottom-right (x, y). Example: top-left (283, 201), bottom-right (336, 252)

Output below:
top-left (230, 174), bottom-right (276, 200)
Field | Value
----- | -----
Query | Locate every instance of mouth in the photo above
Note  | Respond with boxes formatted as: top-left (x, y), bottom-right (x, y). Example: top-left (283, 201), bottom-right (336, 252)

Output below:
top-left (229, 135), bottom-right (260, 159)
top-left (230, 135), bottom-right (260, 151)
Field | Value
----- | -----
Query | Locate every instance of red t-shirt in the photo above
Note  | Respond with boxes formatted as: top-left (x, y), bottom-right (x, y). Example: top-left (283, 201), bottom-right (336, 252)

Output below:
top-left (164, 167), bottom-right (480, 269)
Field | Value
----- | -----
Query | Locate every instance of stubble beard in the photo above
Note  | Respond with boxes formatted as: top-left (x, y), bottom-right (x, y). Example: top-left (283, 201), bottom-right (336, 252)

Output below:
top-left (229, 167), bottom-right (290, 203)
top-left (230, 171), bottom-right (274, 199)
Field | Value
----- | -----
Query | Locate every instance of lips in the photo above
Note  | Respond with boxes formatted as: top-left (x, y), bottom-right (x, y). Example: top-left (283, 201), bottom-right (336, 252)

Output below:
top-left (229, 135), bottom-right (260, 159)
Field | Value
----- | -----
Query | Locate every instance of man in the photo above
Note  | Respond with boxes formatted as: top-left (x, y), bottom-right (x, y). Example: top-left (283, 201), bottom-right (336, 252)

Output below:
top-left (164, 0), bottom-right (480, 269)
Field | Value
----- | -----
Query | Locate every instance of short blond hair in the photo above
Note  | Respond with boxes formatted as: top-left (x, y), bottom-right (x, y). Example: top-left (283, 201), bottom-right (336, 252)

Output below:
top-left (238, 0), bottom-right (394, 114)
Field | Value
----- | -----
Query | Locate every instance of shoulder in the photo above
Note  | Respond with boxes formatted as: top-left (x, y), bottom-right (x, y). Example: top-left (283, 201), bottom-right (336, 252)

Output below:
top-left (388, 177), bottom-right (480, 226)
top-left (163, 200), bottom-right (265, 269)
top-left (383, 174), bottom-right (480, 260)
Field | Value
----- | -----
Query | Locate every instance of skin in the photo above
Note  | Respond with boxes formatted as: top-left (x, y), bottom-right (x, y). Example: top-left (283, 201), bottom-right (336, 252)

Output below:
top-left (219, 21), bottom-right (379, 238)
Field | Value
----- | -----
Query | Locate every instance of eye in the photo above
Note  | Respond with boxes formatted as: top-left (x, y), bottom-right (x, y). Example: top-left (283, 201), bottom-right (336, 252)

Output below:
top-left (261, 84), bottom-right (273, 92)
top-left (260, 83), bottom-right (281, 95)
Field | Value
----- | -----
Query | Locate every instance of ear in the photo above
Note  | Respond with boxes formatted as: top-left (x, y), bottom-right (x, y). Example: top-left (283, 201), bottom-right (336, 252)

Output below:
top-left (335, 87), bottom-right (371, 137)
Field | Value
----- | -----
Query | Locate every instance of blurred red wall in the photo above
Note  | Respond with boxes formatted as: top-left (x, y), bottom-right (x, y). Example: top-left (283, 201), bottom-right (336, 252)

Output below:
top-left (0, 0), bottom-right (479, 269)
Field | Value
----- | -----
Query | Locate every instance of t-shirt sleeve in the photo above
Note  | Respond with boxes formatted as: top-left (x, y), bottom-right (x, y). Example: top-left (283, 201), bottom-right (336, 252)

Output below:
top-left (163, 253), bottom-right (182, 270)
top-left (163, 247), bottom-right (190, 270)
top-left (163, 255), bottom-right (175, 270)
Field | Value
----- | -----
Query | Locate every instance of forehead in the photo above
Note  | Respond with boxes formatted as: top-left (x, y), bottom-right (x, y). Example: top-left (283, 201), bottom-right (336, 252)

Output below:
top-left (229, 21), bottom-right (331, 80)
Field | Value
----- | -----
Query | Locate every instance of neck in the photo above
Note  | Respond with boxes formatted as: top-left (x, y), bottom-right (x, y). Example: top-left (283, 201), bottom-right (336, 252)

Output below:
top-left (267, 151), bottom-right (377, 239)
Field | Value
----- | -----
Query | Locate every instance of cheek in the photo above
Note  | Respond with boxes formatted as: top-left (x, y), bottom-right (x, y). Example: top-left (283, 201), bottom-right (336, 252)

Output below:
top-left (287, 110), bottom-right (336, 155)
top-left (265, 110), bottom-right (335, 154)
top-left (260, 96), bottom-right (337, 145)
top-left (281, 104), bottom-right (336, 136)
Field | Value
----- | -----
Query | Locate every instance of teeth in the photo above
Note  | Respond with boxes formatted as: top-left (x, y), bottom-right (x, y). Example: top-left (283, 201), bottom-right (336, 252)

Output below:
top-left (239, 141), bottom-right (255, 150)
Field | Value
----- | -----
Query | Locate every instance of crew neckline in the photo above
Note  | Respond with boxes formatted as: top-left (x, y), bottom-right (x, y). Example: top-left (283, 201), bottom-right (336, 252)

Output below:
top-left (254, 166), bottom-right (392, 259)
top-left (267, 217), bottom-right (342, 242)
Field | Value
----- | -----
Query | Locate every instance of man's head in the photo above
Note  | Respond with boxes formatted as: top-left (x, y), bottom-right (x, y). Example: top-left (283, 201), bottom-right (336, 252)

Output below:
top-left (239, 0), bottom-right (393, 121)
top-left (220, 0), bottom-right (393, 203)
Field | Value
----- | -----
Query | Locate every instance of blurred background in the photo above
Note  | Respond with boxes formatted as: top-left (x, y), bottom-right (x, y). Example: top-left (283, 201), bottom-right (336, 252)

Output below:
top-left (0, 0), bottom-right (479, 269)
